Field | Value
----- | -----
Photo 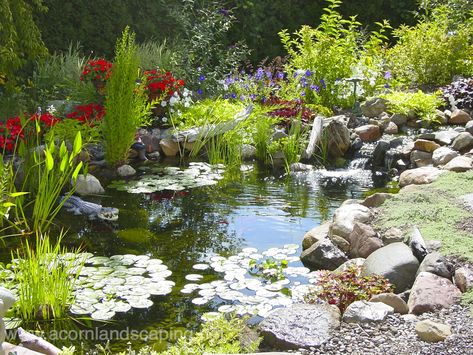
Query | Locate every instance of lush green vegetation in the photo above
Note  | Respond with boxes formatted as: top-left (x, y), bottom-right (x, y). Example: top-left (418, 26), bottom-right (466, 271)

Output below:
top-left (380, 90), bottom-right (444, 122)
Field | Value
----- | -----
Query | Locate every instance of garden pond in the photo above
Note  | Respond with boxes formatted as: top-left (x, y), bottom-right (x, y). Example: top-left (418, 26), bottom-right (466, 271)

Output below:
top-left (1, 162), bottom-right (386, 352)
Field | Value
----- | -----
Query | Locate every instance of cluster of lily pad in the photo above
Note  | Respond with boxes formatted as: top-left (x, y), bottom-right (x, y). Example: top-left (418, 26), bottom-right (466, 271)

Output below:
top-left (181, 245), bottom-right (319, 320)
top-left (109, 162), bottom-right (225, 193)
top-left (71, 254), bottom-right (174, 320)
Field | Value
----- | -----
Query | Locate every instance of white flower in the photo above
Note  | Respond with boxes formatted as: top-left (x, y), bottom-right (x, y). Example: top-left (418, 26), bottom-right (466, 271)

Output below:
top-left (47, 105), bottom-right (56, 115)
top-left (161, 100), bottom-right (167, 107)
top-left (162, 116), bottom-right (168, 123)
top-left (184, 102), bottom-right (190, 108)
top-left (169, 96), bottom-right (178, 106)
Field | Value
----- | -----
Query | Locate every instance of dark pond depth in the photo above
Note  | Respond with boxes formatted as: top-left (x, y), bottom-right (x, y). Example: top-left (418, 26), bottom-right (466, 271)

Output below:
top-left (2, 163), bottom-right (385, 352)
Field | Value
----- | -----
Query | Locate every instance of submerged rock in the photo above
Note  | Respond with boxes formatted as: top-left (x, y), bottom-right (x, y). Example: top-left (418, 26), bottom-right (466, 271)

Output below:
top-left (259, 304), bottom-right (340, 350)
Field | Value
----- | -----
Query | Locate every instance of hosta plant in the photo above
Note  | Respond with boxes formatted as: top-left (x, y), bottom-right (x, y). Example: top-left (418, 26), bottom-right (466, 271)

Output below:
top-left (304, 265), bottom-right (393, 312)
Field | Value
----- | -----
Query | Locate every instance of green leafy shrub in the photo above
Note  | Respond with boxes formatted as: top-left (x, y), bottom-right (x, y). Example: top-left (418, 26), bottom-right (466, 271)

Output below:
top-left (279, 0), bottom-right (391, 108)
top-left (102, 27), bottom-right (151, 166)
top-left (158, 315), bottom-right (260, 355)
top-left (304, 265), bottom-right (393, 312)
top-left (380, 90), bottom-right (444, 121)
top-left (388, 7), bottom-right (473, 87)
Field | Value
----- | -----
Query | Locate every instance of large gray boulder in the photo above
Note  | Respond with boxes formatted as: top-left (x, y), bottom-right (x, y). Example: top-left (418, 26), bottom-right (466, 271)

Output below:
top-left (408, 272), bottom-right (461, 314)
top-left (443, 156), bottom-right (473, 172)
top-left (259, 304), bottom-right (340, 350)
top-left (354, 125), bottom-right (381, 142)
top-left (399, 167), bottom-right (445, 187)
top-left (301, 238), bottom-right (348, 271)
top-left (452, 132), bottom-right (473, 151)
top-left (434, 130), bottom-right (460, 146)
top-left (362, 242), bottom-right (420, 293)
top-left (342, 300), bottom-right (393, 323)
top-left (410, 150), bottom-right (433, 167)
top-left (74, 174), bottom-right (105, 196)
top-left (449, 109), bottom-right (471, 125)
top-left (454, 266), bottom-right (473, 293)
top-left (416, 252), bottom-right (453, 279)
top-left (415, 320), bottom-right (452, 343)
top-left (432, 147), bottom-right (459, 166)
top-left (369, 293), bottom-right (409, 314)
top-left (330, 203), bottom-right (372, 240)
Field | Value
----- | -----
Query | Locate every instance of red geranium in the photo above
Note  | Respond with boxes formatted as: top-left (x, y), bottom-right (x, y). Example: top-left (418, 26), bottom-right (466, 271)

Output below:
top-left (144, 69), bottom-right (184, 100)
top-left (67, 103), bottom-right (105, 124)
top-left (80, 59), bottom-right (113, 82)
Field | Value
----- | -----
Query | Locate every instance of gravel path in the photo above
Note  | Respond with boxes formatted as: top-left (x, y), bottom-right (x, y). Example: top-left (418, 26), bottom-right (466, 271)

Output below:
top-left (301, 304), bottom-right (473, 355)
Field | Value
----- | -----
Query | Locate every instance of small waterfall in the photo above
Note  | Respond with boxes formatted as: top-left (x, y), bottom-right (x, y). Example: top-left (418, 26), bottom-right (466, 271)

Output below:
top-left (348, 142), bottom-right (376, 170)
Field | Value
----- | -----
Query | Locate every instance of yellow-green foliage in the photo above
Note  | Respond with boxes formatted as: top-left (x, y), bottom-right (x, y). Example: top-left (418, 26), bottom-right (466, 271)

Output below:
top-left (380, 90), bottom-right (443, 121)
top-left (388, 7), bottom-right (473, 86)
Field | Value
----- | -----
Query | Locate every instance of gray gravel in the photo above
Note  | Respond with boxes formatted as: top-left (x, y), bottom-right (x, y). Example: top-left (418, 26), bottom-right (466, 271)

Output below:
top-left (299, 304), bottom-right (473, 355)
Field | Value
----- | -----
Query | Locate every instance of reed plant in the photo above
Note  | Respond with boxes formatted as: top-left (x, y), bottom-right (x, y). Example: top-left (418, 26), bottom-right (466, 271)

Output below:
top-left (206, 129), bottom-right (243, 167)
top-left (103, 27), bottom-right (151, 166)
top-left (253, 115), bottom-right (275, 165)
top-left (11, 232), bottom-right (83, 321)
top-left (137, 39), bottom-right (174, 71)
top-left (281, 119), bottom-right (306, 173)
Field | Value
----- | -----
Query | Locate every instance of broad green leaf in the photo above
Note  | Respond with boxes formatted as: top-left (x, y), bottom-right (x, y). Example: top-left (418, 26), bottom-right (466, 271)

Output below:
top-left (2, 202), bottom-right (16, 208)
top-left (44, 150), bottom-right (54, 171)
top-left (59, 141), bottom-right (67, 158)
top-left (35, 118), bottom-right (41, 134)
top-left (48, 139), bottom-right (56, 155)
top-left (60, 154), bottom-right (68, 172)
top-left (72, 162), bottom-right (83, 182)
top-left (73, 132), bottom-right (82, 156)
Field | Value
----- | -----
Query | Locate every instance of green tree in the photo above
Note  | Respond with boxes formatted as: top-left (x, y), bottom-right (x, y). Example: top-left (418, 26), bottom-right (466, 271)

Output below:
top-left (0, 0), bottom-right (48, 90)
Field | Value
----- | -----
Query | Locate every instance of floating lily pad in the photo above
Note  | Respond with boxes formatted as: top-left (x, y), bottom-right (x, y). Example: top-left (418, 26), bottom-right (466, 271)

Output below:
top-left (91, 310), bottom-right (116, 320)
top-left (185, 274), bottom-right (203, 281)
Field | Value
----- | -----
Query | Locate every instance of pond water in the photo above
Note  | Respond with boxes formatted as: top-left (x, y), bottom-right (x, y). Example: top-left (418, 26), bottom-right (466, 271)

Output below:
top-left (2, 162), bottom-right (385, 352)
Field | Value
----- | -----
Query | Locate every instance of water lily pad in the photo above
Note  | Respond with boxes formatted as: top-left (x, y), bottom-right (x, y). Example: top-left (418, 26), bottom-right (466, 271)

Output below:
top-left (128, 298), bottom-right (154, 309)
top-left (192, 263), bottom-right (210, 270)
top-left (185, 274), bottom-right (203, 281)
top-left (217, 305), bottom-right (235, 313)
top-left (191, 297), bottom-right (210, 305)
top-left (91, 309), bottom-right (116, 320)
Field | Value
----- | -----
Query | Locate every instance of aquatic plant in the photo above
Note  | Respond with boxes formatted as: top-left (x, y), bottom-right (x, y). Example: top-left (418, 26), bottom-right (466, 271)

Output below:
top-left (6, 233), bottom-right (84, 321)
top-left (303, 265), bottom-right (393, 312)
top-left (102, 27), bottom-right (151, 166)
top-left (248, 257), bottom-right (288, 282)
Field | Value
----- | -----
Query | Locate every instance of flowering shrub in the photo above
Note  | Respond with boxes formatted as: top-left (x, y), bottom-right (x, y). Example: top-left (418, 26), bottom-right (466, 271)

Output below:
top-left (80, 58), bottom-right (113, 82)
top-left (264, 97), bottom-right (316, 124)
top-left (66, 103), bottom-right (105, 124)
top-left (304, 265), bottom-right (393, 313)
top-left (0, 113), bottom-right (59, 152)
top-left (144, 69), bottom-right (184, 100)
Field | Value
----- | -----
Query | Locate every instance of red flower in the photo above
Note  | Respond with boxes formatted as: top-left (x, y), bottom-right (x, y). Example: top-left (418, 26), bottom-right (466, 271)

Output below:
top-left (80, 59), bottom-right (113, 82)
top-left (67, 103), bottom-right (105, 125)
top-left (143, 69), bottom-right (185, 100)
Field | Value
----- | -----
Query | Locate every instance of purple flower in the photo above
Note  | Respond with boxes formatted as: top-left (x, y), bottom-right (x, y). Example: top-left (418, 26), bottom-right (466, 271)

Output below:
top-left (197, 89), bottom-right (203, 95)
top-left (320, 79), bottom-right (326, 90)
top-left (240, 94), bottom-right (245, 101)
top-left (255, 68), bottom-right (264, 80)
top-left (300, 92), bottom-right (306, 97)
top-left (250, 94), bottom-right (256, 100)
top-left (384, 83), bottom-right (390, 89)
top-left (384, 71), bottom-right (392, 80)
top-left (293, 72), bottom-right (299, 78)
top-left (218, 9), bottom-right (229, 16)
top-left (310, 84), bottom-right (320, 92)
top-left (225, 76), bottom-right (234, 85)
top-left (277, 72), bottom-right (284, 79)
top-left (305, 70), bottom-right (312, 77)
top-left (199, 75), bottom-right (205, 82)
top-left (231, 92), bottom-right (237, 99)
top-left (266, 71), bottom-right (272, 79)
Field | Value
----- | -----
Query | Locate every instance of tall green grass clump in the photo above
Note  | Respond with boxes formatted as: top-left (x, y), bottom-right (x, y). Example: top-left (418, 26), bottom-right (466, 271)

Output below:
top-left (103, 27), bottom-right (151, 166)
top-left (11, 233), bottom-right (84, 321)
top-left (137, 39), bottom-right (173, 71)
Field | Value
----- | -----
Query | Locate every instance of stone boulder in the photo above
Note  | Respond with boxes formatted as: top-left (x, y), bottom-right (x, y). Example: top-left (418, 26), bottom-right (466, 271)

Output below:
top-left (452, 132), bottom-right (473, 152)
top-left (454, 266), bottom-right (473, 293)
top-left (372, 140), bottom-right (390, 167)
top-left (361, 98), bottom-right (388, 117)
top-left (399, 167), bottom-right (444, 187)
top-left (363, 242), bottom-right (420, 293)
top-left (409, 227), bottom-right (428, 262)
top-left (416, 252), bottom-right (453, 279)
top-left (362, 193), bottom-right (392, 208)
top-left (391, 113), bottom-right (408, 126)
top-left (334, 258), bottom-right (366, 273)
top-left (348, 223), bottom-right (383, 259)
top-left (325, 118), bottom-right (351, 158)
top-left (414, 139), bottom-right (440, 153)
top-left (159, 138), bottom-right (180, 157)
top-left (466, 120), bottom-right (473, 135)
top-left (443, 156), bottom-right (473, 172)
top-left (302, 222), bottom-right (330, 250)
top-left (432, 147), bottom-right (459, 166)
top-left (384, 121), bottom-right (398, 134)
top-left (369, 293), bottom-right (409, 314)
top-left (449, 109), bottom-right (471, 125)
top-left (117, 164), bottom-right (136, 177)
top-left (354, 125), bottom-right (381, 143)
top-left (301, 238), bottom-right (348, 271)
top-left (434, 130), bottom-right (460, 146)
top-left (330, 203), bottom-right (372, 240)
top-left (381, 227), bottom-right (405, 245)
top-left (342, 301), bottom-right (393, 323)
top-left (410, 150), bottom-right (433, 167)
top-left (241, 144), bottom-right (257, 160)
top-left (407, 272), bottom-right (462, 315)
top-left (74, 174), bottom-right (105, 196)
top-left (415, 320), bottom-right (452, 343)
top-left (259, 304), bottom-right (340, 350)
